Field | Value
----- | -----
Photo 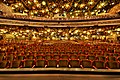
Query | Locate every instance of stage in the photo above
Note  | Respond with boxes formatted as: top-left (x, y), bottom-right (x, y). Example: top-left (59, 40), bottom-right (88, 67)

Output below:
top-left (0, 74), bottom-right (119, 80)
top-left (0, 68), bottom-right (120, 72)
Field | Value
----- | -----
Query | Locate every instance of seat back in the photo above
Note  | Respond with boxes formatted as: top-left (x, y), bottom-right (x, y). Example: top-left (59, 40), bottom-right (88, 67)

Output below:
top-left (11, 60), bottom-right (21, 68)
top-left (0, 60), bottom-right (8, 68)
top-left (81, 60), bottom-right (93, 68)
top-left (35, 60), bottom-right (45, 68)
top-left (47, 60), bottom-right (57, 67)
top-left (59, 60), bottom-right (69, 67)
top-left (69, 60), bottom-right (80, 68)
top-left (23, 59), bottom-right (34, 68)
top-left (93, 61), bottom-right (105, 69)
top-left (106, 61), bottom-right (119, 69)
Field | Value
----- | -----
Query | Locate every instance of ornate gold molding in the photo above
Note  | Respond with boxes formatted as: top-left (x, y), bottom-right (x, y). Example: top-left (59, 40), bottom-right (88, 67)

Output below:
top-left (0, 18), bottom-right (120, 27)
top-left (109, 4), bottom-right (120, 14)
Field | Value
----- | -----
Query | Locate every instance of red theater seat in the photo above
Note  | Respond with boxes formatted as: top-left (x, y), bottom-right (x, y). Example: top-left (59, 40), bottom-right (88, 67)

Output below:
top-left (35, 59), bottom-right (45, 68)
top-left (117, 57), bottom-right (120, 61)
top-left (104, 53), bottom-right (112, 56)
top-left (60, 52), bottom-right (66, 55)
top-left (96, 56), bottom-right (106, 61)
top-left (106, 61), bottom-right (120, 69)
top-left (39, 52), bottom-right (45, 55)
top-left (113, 53), bottom-right (119, 57)
top-left (53, 55), bottom-right (60, 60)
top-left (6, 54), bottom-right (14, 61)
top-left (36, 55), bottom-right (44, 59)
top-left (45, 55), bottom-right (52, 60)
top-left (70, 55), bottom-right (78, 59)
top-left (61, 54), bottom-right (69, 59)
top-left (0, 60), bottom-right (8, 68)
top-left (26, 55), bottom-right (34, 59)
top-left (107, 56), bottom-right (117, 61)
top-left (0, 53), bottom-right (5, 61)
top-left (10, 60), bottom-right (21, 68)
top-left (78, 55), bottom-right (86, 60)
top-left (59, 59), bottom-right (69, 67)
top-left (45, 52), bottom-right (51, 55)
top-left (23, 59), bottom-right (34, 68)
top-left (16, 55), bottom-right (25, 60)
top-left (53, 52), bottom-right (59, 55)
top-left (66, 52), bottom-right (72, 54)
top-left (47, 60), bottom-right (57, 67)
top-left (69, 59), bottom-right (80, 68)
top-left (87, 55), bottom-right (96, 61)
top-left (93, 61), bottom-right (106, 69)
top-left (81, 60), bottom-right (93, 68)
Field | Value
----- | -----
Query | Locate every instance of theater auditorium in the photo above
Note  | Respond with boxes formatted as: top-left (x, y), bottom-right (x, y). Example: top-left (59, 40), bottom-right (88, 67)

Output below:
top-left (0, 0), bottom-right (120, 80)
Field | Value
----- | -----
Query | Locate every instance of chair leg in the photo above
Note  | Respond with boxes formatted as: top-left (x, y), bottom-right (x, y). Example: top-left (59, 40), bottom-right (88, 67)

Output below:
top-left (93, 66), bottom-right (97, 69)
top-left (80, 65), bottom-right (83, 68)
top-left (32, 65), bottom-right (35, 68)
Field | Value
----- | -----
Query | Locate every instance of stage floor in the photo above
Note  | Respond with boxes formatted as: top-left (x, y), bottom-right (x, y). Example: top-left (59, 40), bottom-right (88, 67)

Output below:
top-left (0, 68), bottom-right (120, 72)
top-left (0, 74), bottom-right (120, 80)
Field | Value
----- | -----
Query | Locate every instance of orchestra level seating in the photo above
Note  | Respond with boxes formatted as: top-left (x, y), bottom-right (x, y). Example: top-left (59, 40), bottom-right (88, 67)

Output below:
top-left (0, 40), bottom-right (120, 71)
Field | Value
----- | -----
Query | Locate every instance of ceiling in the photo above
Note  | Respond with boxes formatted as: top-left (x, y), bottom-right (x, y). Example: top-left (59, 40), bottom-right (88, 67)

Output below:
top-left (2, 0), bottom-right (120, 18)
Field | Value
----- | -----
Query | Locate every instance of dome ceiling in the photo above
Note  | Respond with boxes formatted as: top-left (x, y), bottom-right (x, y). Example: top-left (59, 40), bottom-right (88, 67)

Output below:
top-left (2, 0), bottom-right (120, 18)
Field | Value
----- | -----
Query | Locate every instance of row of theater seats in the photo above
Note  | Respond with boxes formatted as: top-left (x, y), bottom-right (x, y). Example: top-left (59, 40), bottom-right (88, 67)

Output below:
top-left (0, 59), bottom-right (120, 69)
top-left (0, 41), bottom-right (120, 69)
top-left (1, 54), bottom-right (120, 61)
top-left (0, 53), bottom-right (120, 69)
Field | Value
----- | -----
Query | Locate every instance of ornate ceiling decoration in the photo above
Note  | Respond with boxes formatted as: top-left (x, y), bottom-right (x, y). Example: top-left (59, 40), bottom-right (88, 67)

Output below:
top-left (2, 0), bottom-right (120, 18)
top-left (109, 3), bottom-right (120, 14)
